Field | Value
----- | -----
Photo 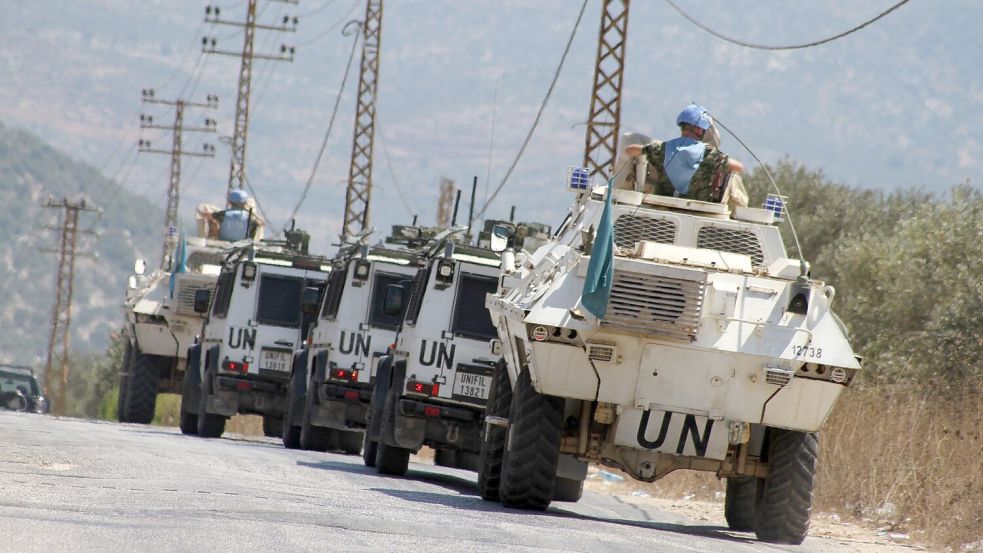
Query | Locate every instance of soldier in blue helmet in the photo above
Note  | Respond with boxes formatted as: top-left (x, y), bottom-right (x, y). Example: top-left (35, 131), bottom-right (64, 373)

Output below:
top-left (197, 189), bottom-right (265, 241)
top-left (623, 104), bottom-right (745, 206)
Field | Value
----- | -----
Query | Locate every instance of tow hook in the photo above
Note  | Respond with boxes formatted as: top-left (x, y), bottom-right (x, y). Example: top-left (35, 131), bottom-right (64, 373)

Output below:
top-left (446, 424), bottom-right (460, 443)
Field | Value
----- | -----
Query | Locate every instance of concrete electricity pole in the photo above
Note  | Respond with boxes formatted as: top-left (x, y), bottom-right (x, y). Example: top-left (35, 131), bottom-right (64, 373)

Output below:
top-left (138, 88), bottom-right (217, 268)
top-left (202, 1), bottom-right (299, 200)
top-left (583, 0), bottom-right (630, 178)
top-left (341, 0), bottom-right (384, 242)
top-left (41, 197), bottom-right (99, 416)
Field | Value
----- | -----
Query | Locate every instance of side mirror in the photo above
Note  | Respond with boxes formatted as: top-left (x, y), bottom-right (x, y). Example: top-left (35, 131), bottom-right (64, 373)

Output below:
top-left (490, 224), bottom-right (510, 253)
top-left (134, 258), bottom-right (146, 276)
top-left (383, 284), bottom-right (405, 316)
top-left (301, 286), bottom-right (320, 315)
top-left (193, 288), bottom-right (211, 314)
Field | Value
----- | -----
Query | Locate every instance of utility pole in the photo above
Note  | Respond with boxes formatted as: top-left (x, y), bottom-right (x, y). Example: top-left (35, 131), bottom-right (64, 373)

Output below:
top-left (138, 88), bottom-right (218, 268)
top-left (583, 0), bottom-right (630, 179)
top-left (341, 0), bottom-right (384, 242)
top-left (436, 177), bottom-right (456, 227)
top-left (202, 1), bottom-right (299, 200)
top-left (41, 197), bottom-right (99, 416)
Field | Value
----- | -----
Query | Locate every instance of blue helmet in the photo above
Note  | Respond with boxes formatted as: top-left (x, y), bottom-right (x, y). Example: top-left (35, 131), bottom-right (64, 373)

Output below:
top-left (676, 104), bottom-right (711, 131)
top-left (228, 188), bottom-right (249, 207)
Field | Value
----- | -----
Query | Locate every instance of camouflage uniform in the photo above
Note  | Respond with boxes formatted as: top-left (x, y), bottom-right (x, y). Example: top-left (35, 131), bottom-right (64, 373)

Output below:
top-left (641, 142), bottom-right (730, 203)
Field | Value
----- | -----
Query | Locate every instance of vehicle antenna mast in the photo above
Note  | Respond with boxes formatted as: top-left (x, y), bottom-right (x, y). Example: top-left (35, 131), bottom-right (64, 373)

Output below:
top-left (138, 89), bottom-right (218, 267)
top-left (342, 0), bottom-right (384, 242)
top-left (202, 1), bottom-right (298, 201)
top-left (583, 0), bottom-right (630, 178)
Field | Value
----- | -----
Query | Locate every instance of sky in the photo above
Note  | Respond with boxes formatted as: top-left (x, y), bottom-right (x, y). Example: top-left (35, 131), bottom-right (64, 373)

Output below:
top-left (1, 0), bottom-right (980, 254)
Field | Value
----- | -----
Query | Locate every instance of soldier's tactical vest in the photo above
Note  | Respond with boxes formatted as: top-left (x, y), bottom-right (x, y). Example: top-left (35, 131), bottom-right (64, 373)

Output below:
top-left (219, 209), bottom-right (250, 241)
top-left (647, 143), bottom-right (725, 203)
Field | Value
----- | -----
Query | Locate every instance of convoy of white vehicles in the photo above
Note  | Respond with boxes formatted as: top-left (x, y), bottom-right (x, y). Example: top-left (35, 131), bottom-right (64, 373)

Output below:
top-left (112, 148), bottom-right (858, 544)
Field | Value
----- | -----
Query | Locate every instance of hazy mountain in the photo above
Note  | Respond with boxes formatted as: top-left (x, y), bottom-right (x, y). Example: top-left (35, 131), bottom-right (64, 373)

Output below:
top-left (0, 123), bottom-right (161, 365)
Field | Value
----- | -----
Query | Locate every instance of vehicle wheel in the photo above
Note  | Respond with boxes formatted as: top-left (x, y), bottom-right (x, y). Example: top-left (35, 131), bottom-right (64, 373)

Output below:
top-left (197, 371), bottom-right (226, 439)
top-left (478, 359), bottom-right (512, 501)
top-left (339, 430), bottom-right (363, 455)
top-left (500, 369), bottom-right (563, 511)
top-left (552, 476), bottom-right (585, 502)
top-left (115, 340), bottom-right (133, 421)
top-left (753, 429), bottom-right (818, 545)
top-left (455, 451), bottom-right (480, 472)
top-left (178, 363), bottom-right (199, 435)
top-left (282, 367), bottom-right (304, 449)
top-left (263, 415), bottom-right (283, 438)
top-left (300, 382), bottom-right (334, 451)
top-left (362, 431), bottom-right (378, 468)
top-left (120, 348), bottom-right (161, 424)
top-left (375, 388), bottom-right (411, 476)
top-left (725, 476), bottom-right (761, 531)
top-left (434, 448), bottom-right (456, 468)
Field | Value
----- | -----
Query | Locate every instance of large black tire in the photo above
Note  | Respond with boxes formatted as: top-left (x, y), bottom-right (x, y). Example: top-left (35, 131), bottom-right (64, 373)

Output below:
top-left (552, 476), bottom-right (585, 502)
top-left (753, 430), bottom-right (819, 545)
top-left (179, 346), bottom-right (200, 435)
top-left (339, 430), bottom-right (363, 455)
top-left (119, 348), bottom-right (160, 424)
top-left (725, 476), bottom-right (761, 531)
top-left (197, 368), bottom-right (226, 439)
top-left (477, 360), bottom-right (512, 501)
top-left (500, 369), bottom-right (563, 511)
top-left (375, 388), bottom-right (411, 476)
top-left (300, 380), bottom-right (335, 451)
top-left (362, 431), bottom-right (379, 467)
top-left (115, 340), bottom-right (133, 420)
top-left (281, 366), bottom-right (304, 449)
top-left (263, 416), bottom-right (283, 438)
top-left (434, 448), bottom-right (456, 468)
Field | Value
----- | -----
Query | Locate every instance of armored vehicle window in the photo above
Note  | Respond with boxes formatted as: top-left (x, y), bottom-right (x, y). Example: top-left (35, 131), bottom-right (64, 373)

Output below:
top-left (613, 214), bottom-right (677, 250)
top-left (451, 273), bottom-right (498, 340)
top-left (211, 269), bottom-right (236, 318)
top-left (403, 266), bottom-right (431, 325)
top-left (320, 266), bottom-right (347, 319)
top-left (256, 274), bottom-right (304, 328)
top-left (368, 272), bottom-right (406, 330)
top-left (696, 226), bottom-right (765, 266)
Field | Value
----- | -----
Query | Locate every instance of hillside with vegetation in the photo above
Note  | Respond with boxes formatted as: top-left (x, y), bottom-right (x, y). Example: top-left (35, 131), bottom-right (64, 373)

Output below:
top-left (0, 122), bottom-right (164, 366)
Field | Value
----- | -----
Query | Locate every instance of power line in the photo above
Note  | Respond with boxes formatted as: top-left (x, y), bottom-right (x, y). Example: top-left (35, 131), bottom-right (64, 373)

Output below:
top-left (296, 0), bottom-right (360, 48)
top-left (475, 0), bottom-right (589, 221)
top-left (286, 23), bottom-right (361, 227)
top-left (375, 120), bottom-right (415, 220)
top-left (298, 0), bottom-right (337, 18)
top-left (663, 0), bottom-right (911, 51)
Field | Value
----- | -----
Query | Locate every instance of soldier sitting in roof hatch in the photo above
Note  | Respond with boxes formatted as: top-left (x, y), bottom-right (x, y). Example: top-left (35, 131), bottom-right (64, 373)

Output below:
top-left (622, 104), bottom-right (748, 210)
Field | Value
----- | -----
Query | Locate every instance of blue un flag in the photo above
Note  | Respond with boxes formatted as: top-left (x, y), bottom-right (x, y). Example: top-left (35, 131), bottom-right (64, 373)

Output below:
top-left (581, 181), bottom-right (615, 318)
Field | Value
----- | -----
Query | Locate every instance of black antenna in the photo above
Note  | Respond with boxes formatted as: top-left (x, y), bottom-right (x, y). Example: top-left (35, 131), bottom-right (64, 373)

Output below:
top-left (451, 190), bottom-right (462, 226)
top-left (466, 176), bottom-right (477, 235)
top-left (411, 214), bottom-right (418, 226)
top-left (509, 205), bottom-right (516, 223)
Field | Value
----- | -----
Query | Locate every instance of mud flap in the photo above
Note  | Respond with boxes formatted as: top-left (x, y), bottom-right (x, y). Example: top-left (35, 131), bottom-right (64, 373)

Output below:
top-left (313, 350), bottom-right (329, 386)
top-left (288, 351), bottom-right (309, 426)
top-left (206, 389), bottom-right (238, 417)
top-left (367, 357), bottom-right (395, 443)
top-left (392, 409), bottom-right (426, 450)
top-left (310, 399), bottom-right (347, 428)
top-left (556, 453), bottom-right (588, 481)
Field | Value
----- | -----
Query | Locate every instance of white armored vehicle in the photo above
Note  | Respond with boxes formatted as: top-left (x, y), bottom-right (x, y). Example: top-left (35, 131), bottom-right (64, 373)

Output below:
top-left (481, 155), bottom-right (861, 544)
top-left (179, 234), bottom-right (329, 438)
top-left (282, 227), bottom-right (427, 453)
top-left (365, 222), bottom-right (593, 497)
top-left (117, 238), bottom-right (226, 423)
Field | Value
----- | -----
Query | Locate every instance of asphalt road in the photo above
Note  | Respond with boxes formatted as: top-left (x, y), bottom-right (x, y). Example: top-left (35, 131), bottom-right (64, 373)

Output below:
top-left (0, 411), bottom-right (895, 552)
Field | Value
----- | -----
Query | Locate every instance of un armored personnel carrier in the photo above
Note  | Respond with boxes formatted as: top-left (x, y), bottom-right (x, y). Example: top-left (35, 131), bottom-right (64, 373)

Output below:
top-left (179, 234), bottom-right (329, 438)
top-left (364, 222), bottom-right (593, 497)
top-left (282, 227), bottom-right (428, 453)
top-left (0, 365), bottom-right (49, 414)
top-left (481, 152), bottom-right (861, 544)
top-left (117, 238), bottom-right (226, 423)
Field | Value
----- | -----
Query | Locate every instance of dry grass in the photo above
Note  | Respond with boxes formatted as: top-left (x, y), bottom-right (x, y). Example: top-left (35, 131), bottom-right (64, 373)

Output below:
top-left (226, 414), bottom-right (265, 436)
top-left (816, 384), bottom-right (983, 549)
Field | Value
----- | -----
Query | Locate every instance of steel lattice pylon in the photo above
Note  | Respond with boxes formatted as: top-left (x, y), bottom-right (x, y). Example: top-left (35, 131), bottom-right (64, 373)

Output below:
top-left (165, 102), bottom-right (185, 259)
top-left (583, 0), bottom-right (630, 179)
top-left (227, 0), bottom-right (258, 196)
top-left (342, 0), bottom-right (384, 241)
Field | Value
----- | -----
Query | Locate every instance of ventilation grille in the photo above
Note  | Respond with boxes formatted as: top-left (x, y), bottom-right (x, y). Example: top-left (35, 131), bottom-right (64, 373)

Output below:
top-left (586, 343), bottom-right (616, 363)
top-left (604, 270), bottom-right (705, 341)
top-left (696, 226), bottom-right (765, 266)
top-left (174, 274), bottom-right (217, 316)
top-left (765, 367), bottom-right (794, 387)
top-left (613, 215), bottom-right (677, 251)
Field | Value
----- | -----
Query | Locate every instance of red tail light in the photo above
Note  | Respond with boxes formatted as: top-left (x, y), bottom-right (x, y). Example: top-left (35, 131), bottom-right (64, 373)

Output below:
top-left (423, 406), bottom-right (441, 417)
top-left (406, 380), bottom-right (440, 397)
top-left (236, 381), bottom-right (250, 391)
top-left (331, 368), bottom-right (359, 382)
top-left (343, 390), bottom-right (360, 401)
top-left (222, 360), bottom-right (248, 373)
